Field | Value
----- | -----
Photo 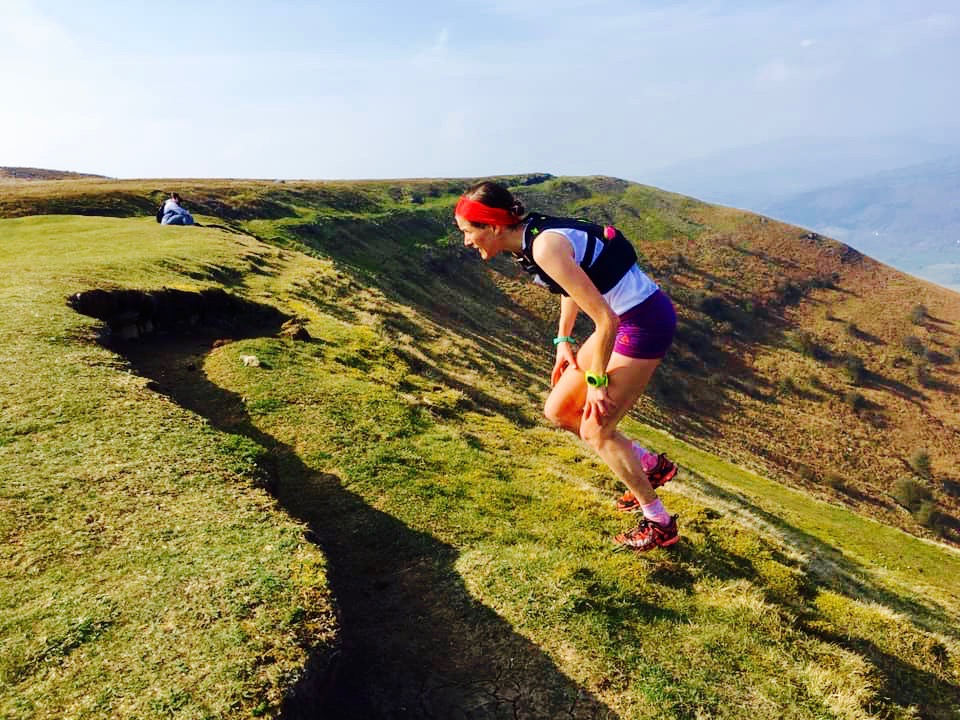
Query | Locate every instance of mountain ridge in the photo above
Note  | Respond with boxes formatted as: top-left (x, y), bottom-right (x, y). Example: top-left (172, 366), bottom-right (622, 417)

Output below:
top-left (0, 166), bottom-right (109, 181)
top-left (644, 134), bottom-right (960, 208)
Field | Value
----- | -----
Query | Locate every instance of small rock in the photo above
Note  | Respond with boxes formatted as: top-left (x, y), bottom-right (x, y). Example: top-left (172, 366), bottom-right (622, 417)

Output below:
top-left (280, 319), bottom-right (311, 341)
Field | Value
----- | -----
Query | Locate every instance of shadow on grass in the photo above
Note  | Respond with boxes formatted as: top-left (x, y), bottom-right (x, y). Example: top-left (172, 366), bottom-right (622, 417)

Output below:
top-left (677, 474), bottom-right (960, 718)
top-left (802, 626), bottom-right (960, 719)
top-left (392, 346), bottom-right (540, 429)
top-left (121, 329), bottom-right (618, 720)
top-left (683, 473), bottom-right (960, 635)
top-left (925, 374), bottom-right (959, 394)
top-left (862, 369), bottom-right (926, 404)
top-left (923, 314), bottom-right (957, 334)
top-left (845, 325), bottom-right (884, 345)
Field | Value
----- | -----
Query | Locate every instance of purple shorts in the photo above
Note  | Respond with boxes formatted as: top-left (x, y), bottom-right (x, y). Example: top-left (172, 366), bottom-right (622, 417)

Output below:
top-left (613, 290), bottom-right (677, 359)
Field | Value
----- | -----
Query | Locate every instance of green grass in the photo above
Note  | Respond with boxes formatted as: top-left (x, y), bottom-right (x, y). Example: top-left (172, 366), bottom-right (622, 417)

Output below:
top-left (199, 324), bottom-right (960, 718)
top-left (2, 184), bottom-right (960, 718)
top-left (626, 422), bottom-right (960, 600)
top-left (0, 217), bottom-right (337, 719)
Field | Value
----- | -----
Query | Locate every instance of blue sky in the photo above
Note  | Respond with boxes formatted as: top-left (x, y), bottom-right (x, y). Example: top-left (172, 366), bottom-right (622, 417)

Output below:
top-left (1, 0), bottom-right (958, 181)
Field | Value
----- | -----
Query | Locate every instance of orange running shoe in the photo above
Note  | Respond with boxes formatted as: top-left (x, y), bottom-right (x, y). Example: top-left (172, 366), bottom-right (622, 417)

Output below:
top-left (614, 516), bottom-right (680, 552)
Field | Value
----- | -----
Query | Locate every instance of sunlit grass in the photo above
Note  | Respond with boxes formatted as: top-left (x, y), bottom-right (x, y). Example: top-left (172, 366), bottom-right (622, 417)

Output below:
top-left (0, 216), bottom-right (337, 719)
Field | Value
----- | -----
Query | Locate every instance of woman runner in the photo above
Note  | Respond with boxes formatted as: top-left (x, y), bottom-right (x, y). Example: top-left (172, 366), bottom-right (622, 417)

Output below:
top-left (454, 180), bottom-right (681, 551)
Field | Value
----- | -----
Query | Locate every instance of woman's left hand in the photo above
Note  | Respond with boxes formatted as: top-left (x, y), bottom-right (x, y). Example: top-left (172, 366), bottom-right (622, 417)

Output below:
top-left (583, 385), bottom-right (615, 424)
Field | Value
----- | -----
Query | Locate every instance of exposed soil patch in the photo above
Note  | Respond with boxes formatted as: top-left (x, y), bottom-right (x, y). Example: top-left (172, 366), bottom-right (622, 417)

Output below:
top-left (68, 287), bottom-right (288, 343)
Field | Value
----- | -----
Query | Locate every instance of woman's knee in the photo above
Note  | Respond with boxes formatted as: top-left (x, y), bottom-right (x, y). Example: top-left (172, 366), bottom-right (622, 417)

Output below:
top-left (543, 400), bottom-right (578, 432)
top-left (578, 419), bottom-right (614, 450)
top-left (543, 396), bottom-right (580, 433)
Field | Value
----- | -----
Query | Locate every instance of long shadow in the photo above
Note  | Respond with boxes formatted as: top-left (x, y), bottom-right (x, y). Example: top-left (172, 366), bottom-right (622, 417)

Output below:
top-left (683, 471), bottom-right (960, 635)
top-left (802, 626), bottom-right (960, 719)
top-left (862, 369), bottom-right (926, 404)
top-left (675, 475), bottom-right (960, 714)
top-left (845, 325), bottom-right (884, 345)
top-left (391, 346), bottom-right (540, 429)
top-left (121, 330), bottom-right (618, 720)
top-left (924, 315), bottom-right (957, 335)
top-left (930, 351), bottom-right (958, 366)
top-left (926, 375), bottom-right (959, 394)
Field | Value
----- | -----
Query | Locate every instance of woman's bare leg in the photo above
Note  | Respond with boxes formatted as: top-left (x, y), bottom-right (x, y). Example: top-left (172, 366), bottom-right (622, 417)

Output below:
top-left (543, 332), bottom-right (602, 432)
top-left (576, 355), bottom-right (662, 504)
top-left (543, 335), bottom-right (663, 504)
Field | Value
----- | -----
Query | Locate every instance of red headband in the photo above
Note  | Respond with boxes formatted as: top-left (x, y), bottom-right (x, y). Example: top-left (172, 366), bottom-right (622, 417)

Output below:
top-left (455, 196), bottom-right (522, 226)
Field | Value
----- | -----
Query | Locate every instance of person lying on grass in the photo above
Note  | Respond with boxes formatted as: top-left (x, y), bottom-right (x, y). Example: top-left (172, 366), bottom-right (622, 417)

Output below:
top-left (454, 181), bottom-right (680, 552)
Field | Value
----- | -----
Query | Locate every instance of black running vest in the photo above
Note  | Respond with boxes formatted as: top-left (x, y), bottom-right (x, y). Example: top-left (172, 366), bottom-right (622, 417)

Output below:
top-left (513, 214), bottom-right (638, 295)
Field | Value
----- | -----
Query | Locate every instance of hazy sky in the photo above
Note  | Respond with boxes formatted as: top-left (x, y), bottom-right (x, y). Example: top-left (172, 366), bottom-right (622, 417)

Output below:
top-left (2, 0), bottom-right (958, 181)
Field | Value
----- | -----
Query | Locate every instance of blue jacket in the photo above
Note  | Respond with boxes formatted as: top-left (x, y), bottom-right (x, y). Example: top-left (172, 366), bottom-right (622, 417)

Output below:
top-left (160, 199), bottom-right (194, 225)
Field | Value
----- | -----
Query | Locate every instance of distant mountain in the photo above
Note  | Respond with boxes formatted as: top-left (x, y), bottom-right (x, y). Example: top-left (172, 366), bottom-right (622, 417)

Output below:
top-left (644, 135), bottom-right (960, 210)
top-left (0, 166), bottom-right (108, 180)
top-left (762, 155), bottom-right (960, 290)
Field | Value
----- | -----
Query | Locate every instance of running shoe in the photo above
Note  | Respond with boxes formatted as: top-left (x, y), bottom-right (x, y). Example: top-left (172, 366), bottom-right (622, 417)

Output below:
top-left (615, 454), bottom-right (678, 512)
top-left (613, 516), bottom-right (680, 552)
top-left (616, 490), bottom-right (642, 513)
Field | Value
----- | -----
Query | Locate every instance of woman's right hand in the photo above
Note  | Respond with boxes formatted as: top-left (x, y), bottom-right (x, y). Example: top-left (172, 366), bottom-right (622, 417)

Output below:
top-left (551, 342), bottom-right (578, 386)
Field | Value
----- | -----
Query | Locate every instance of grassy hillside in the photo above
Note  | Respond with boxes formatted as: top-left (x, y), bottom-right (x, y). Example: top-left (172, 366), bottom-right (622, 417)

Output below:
top-left (0, 218), bottom-right (338, 718)
top-left (1, 176), bottom-right (959, 718)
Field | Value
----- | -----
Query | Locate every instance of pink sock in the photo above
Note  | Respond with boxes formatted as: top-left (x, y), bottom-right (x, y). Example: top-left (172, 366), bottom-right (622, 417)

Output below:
top-left (632, 441), bottom-right (659, 473)
top-left (641, 498), bottom-right (671, 525)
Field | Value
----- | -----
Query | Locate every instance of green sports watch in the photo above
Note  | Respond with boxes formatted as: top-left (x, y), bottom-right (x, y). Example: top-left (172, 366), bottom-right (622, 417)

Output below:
top-left (584, 371), bottom-right (609, 388)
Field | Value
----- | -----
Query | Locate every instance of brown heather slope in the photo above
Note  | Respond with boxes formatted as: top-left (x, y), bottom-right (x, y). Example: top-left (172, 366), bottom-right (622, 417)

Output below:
top-left (622, 204), bottom-right (960, 543)
top-left (2, 174), bottom-right (958, 547)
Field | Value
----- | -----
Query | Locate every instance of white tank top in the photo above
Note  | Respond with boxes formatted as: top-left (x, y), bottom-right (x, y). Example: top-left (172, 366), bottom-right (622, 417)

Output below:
top-left (529, 226), bottom-right (659, 315)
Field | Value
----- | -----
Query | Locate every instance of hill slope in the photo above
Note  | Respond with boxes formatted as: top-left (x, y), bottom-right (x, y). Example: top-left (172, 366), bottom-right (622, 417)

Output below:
top-left (1, 175), bottom-right (959, 718)
top-left (0, 166), bottom-right (109, 181)
top-left (3, 174), bottom-right (958, 544)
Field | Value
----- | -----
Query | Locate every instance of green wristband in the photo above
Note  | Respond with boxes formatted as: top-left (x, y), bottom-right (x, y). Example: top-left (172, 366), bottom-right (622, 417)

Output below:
top-left (553, 336), bottom-right (577, 346)
top-left (584, 371), bottom-right (609, 388)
